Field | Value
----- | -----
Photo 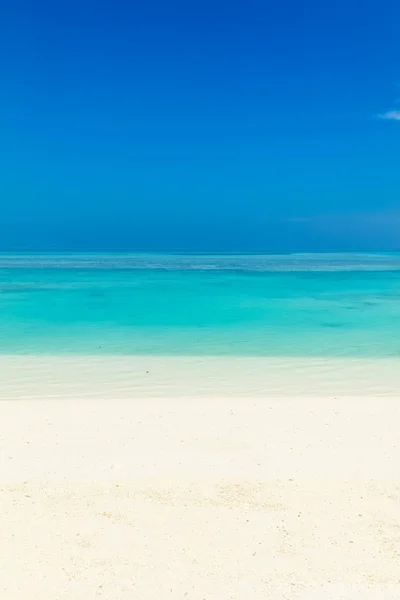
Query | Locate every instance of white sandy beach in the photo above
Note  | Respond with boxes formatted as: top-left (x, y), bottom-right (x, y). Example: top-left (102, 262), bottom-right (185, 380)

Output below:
top-left (1, 357), bottom-right (400, 599)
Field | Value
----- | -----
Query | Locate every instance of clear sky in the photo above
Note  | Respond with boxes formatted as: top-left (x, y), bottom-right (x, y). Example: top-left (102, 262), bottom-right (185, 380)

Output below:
top-left (1, 0), bottom-right (399, 251)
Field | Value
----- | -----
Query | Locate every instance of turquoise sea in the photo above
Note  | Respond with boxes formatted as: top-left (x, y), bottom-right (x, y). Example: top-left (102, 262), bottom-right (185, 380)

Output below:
top-left (1, 252), bottom-right (400, 357)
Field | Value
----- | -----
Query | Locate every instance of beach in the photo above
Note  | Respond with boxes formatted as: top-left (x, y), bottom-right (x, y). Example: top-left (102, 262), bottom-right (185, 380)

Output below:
top-left (3, 0), bottom-right (399, 588)
top-left (1, 356), bottom-right (400, 599)
top-left (1, 254), bottom-right (400, 597)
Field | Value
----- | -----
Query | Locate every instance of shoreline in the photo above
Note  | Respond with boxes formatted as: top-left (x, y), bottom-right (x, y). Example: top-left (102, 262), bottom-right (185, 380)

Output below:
top-left (1, 354), bottom-right (399, 399)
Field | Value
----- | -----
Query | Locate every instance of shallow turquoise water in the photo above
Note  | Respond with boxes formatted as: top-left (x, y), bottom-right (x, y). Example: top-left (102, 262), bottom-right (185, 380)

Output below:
top-left (1, 253), bottom-right (400, 357)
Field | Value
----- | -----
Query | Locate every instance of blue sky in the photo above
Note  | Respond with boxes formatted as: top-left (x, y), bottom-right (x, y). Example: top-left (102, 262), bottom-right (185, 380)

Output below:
top-left (1, 0), bottom-right (399, 251)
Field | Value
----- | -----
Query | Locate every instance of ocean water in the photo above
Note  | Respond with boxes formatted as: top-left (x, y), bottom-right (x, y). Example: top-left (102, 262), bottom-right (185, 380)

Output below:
top-left (1, 252), bottom-right (400, 357)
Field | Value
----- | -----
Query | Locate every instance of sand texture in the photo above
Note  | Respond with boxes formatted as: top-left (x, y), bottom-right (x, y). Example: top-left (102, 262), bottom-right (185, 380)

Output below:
top-left (1, 384), bottom-right (400, 599)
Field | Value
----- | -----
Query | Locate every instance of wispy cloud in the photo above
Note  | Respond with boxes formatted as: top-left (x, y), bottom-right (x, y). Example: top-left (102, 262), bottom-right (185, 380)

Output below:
top-left (379, 110), bottom-right (400, 121)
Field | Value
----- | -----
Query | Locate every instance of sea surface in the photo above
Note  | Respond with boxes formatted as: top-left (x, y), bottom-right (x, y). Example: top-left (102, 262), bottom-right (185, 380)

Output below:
top-left (1, 252), bottom-right (400, 357)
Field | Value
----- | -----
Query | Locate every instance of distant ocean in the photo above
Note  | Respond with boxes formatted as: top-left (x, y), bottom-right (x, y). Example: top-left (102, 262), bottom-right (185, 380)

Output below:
top-left (1, 252), bottom-right (400, 357)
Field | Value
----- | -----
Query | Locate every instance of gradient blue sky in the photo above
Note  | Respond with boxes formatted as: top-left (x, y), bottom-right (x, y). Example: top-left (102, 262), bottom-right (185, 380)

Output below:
top-left (1, 0), bottom-right (399, 251)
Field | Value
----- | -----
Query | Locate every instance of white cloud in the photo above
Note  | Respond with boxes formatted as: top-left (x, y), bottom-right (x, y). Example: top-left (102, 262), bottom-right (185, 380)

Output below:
top-left (379, 110), bottom-right (400, 121)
